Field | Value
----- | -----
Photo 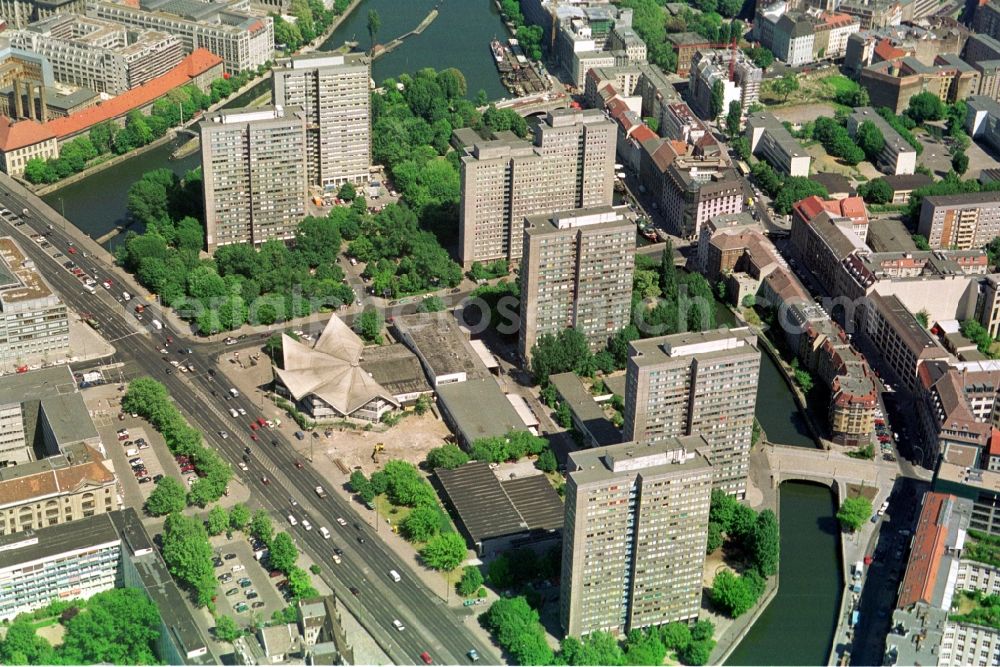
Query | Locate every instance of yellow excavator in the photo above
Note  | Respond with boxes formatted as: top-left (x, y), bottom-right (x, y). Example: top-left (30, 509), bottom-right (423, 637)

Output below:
top-left (371, 442), bottom-right (385, 464)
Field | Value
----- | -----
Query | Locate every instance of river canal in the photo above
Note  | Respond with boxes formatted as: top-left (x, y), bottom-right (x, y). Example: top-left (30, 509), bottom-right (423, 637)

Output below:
top-left (318, 0), bottom-right (509, 100)
top-left (726, 482), bottom-right (842, 666)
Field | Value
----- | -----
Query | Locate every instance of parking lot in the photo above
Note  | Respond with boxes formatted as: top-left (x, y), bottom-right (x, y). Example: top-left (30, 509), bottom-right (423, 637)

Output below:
top-left (211, 537), bottom-right (287, 624)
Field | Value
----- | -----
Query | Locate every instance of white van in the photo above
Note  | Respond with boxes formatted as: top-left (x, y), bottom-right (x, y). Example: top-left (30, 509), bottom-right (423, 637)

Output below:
top-left (319, 526), bottom-right (330, 539)
top-left (288, 515), bottom-right (298, 526)
top-left (121, 292), bottom-right (131, 301)
top-left (389, 569), bottom-right (401, 583)
top-left (125, 448), bottom-right (138, 457)
top-left (229, 408), bottom-right (239, 418)
top-left (83, 284), bottom-right (96, 294)
top-left (151, 319), bottom-right (162, 330)
top-left (392, 619), bottom-right (405, 631)
top-left (229, 388), bottom-right (240, 397)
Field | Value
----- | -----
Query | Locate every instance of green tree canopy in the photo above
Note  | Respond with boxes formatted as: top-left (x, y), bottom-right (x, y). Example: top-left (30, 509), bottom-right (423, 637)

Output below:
top-left (457, 565), bottom-right (484, 596)
top-left (420, 532), bottom-right (467, 571)
top-left (145, 476), bottom-right (187, 516)
top-left (425, 443), bottom-right (470, 469)
top-left (837, 496), bottom-right (872, 532)
top-left (162, 512), bottom-right (216, 605)
top-left (269, 532), bottom-right (299, 573)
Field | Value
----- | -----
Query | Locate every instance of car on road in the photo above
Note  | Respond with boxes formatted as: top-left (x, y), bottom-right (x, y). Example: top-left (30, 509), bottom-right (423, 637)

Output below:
top-left (357, 536), bottom-right (366, 544)
top-left (288, 515), bottom-right (298, 526)
top-left (392, 619), bottom-right (405, 631)
top-left (238, 461), bottom-right (249, 471)
top-left (420, 652), bottom-right (432, 664)
top-left (290, 498), bottom-right (298, 507)
top-left (319, 527), bottom-right (330, 539)
top-left (295, 460), bottom-right (303, 469)
top-left (468, 649), bottom-right (479, 662)
top-left (349, 586), bottom-right (360, 596)
top-left (336, 517), bottom-right (347, 527)
top-left (219, 430), bottom-right (228, 439)
top-left (333, 547), bottom-right (344, 556)
top-left (261, 476), bottom-right (270, 485)
top-left (302, 520), bottom-right (312, 531)
top-left (332, 554), bottom-right (341, 564)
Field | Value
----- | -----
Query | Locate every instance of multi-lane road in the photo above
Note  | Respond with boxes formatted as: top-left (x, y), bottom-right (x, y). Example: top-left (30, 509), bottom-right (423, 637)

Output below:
top-left (0, 177), bottom-right (493, 666)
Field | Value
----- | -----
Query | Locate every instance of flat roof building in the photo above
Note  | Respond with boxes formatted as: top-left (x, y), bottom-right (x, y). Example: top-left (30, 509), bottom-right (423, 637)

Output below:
top-left (549, 372), bottom-right (622, 447)
top-left (200, 105), bottom-right (307, 253)
top-left (745, 111), bottom-right (811, 177)
top-left (0, 236), bottom-right (68, 366)
top-left (436, 377), bottom-right (526, 448)
top-left (847, 108), bottom-right (917, 176)
top-left (560, 437), bottom-right (713, 637)
top-left (918, 191), bottom-right (1000, 251)
top-left (624, 329), bottom-right (761, 498)
top-left (458, 109), bottom-right (616, 268)
top-left (435, 461), bottom-right (563, 556)
top-left (272, 54), bottom-right (370, 188)
top-left (87, 0), bottom-right (274, 73)
top-left (392, 312), bottom-right (487, 387)
top-left (519, 206), bottom-right (635, 362)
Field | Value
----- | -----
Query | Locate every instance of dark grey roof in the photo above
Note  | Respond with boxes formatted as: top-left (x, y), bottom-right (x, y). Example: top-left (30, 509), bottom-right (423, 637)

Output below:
top-left (549, 372), bottom-right (622, 446)
top-left (436, 378), bottom-right (525, 442)
top-left (435, 462), bottom-right (563, 545)
top-left (359, 343), bottom-right (431, 398)
top-left (0, 511), bottom-right (119, 565)
top-left (811, 172), bottom-right (854, 196)
top-left (882, 173), bottom-right (934, 191)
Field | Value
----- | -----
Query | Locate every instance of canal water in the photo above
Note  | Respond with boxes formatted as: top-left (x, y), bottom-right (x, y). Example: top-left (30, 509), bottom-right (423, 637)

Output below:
top-left (726, 482), bottom-right (842, 666)
top-left (318, 0), bottom-right (509, 100)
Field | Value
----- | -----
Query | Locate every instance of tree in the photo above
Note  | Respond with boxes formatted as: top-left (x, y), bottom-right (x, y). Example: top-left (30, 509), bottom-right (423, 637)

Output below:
top-left (145, 476), bottom-right (187, 516)
top-left (206, 505), bottom-right (230, 535)
top-left (402, 504), bottom-right (441, 542)
top-left (269, 532), bottom-right (299, 573)
top-left (987, 236), bottom-right (1000, 269)
top-left (367, 8), bottom-right (381, 52)
top-left (338, 181), bottom-right (356, 201)
top-left (858, 178), bottom-right (894, 205)
top-left (535, 448), bottom-right (558, 473)
top-left (560, 631), bottom-right (626, 665)
top-left (214, 614), bottom-right (242, 643)
top-left (420, 532), bottom-right (467, 571)
top-left (229, 503), bottom-right (251, 532)
top-left (706, 521), bottom-right (724, 553)
top-left (457, 565), bottom-right (484, 596)
top-left (770, 74), bottom-right (799, 102)
top-left (709, 489), bottom-right (738, 533)
top-left (287, 566), bottom-right (320, 600)
top-left (725, 100), bottom-right (742, 139)
top-left (481, 597), bottom-right (554, 666)
top-left (161, 513), bottom-right (216, 605)
top-left (418, 295), bottom-right (445, 312)
top-left (679, 640), bottom-right (714, 666)
top-left (709, 79), bottom-right (725, 119)
top-left (556, 400), bottom-right (573, 428)
top-left (58, 589), bottom-right (161, 665)
top-left (355, 308), bottom-right (384, 344)
top-left (751, 509), bottom-right (779, 576)
top-left (730, 503), bottom-right (758, 543)
top-left (250, 509), bottom-right (274, 546)
top-left (659, 622), bottom-right (692, 651)
top-left (349, 469), bottom-right (376, 504)
top-left (691, 619), bottom-right (714, 643)
top-left (855, 121), bottom-right (885, 163)
top-left (711, 569), bottom-right (758, 617)
top-left (624, 631), bottom-right (667, 666)
top-left (912, 234), bottom-right (932, 251)
top-left (530, 328), bottom-right (594, 384)
top-left (743, 46), bottom-right (774, 69)
top-left (425, 443), bottom-right (470, 470)
top-left (0, 616), bottom-right (55, 664)
top-left (953, 150), bottom-right (969, 175)
top-left (907, 91), bottom-right (946, 124)
top-left (837, 496), bottom-right (872, 532)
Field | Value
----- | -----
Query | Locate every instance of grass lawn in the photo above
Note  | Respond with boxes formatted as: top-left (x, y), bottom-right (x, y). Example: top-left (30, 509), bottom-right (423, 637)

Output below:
top-left (821, 74), bottom-right (858, 95)
top-left (30, 617), bottom-right (59, 631)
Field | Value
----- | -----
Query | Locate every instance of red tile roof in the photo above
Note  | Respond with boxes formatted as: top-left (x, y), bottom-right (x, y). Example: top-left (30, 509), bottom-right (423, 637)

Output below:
top-left (630, 125), bottom-right (658, 144)
top-left (0, 116), bottom-right (55, 152)
top-left (989, 427), bottom-right (1000, 457)
top-left (46, 48), bottom-right (222, 140)
top-left (874, 39), bottom-right (908, 62)
top-left (793, 195), bottom-right (827, 223)
top-left (897, 492), bottom-right (953, 609)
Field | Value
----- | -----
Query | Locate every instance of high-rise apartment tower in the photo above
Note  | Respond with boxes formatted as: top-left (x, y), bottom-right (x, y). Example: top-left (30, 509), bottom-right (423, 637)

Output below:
top-left (272, 53), bottom-right (371, 188)
top-left (560, 437), bottom-right (713, 637)
top-left (624, 329), bottom-right (761, 498)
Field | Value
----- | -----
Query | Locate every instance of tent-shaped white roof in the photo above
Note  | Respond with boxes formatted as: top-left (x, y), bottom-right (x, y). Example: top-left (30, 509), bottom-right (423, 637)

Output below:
top-left (274, 316), bottom-right (399, 417)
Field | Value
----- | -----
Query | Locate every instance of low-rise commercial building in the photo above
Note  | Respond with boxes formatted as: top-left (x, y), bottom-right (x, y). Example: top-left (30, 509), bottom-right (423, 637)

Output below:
top-left (845, 20), bottom-right (970, 75)
top-left (392, 312), bottom-right (488, 387)
top-left (745, 111), bottom-right (810, 177)
top-left (847, 107), bottom-right (917, 175)
top-left (435, 377), bottom-right (527, 448)
top-left (435, 461), bottom-right (563, 557)
top-left (881, 173), bottom-right (934, 204)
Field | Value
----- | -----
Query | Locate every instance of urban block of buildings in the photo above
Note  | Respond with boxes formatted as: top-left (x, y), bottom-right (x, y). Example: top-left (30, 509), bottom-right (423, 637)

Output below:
top-left (200, 105), bottom-right (307, 252)
top-left (0, 508), bottom-right (221, 663)
top-left (623, 328), bottom-right (760, 498)
top-left (688, 48), bottom-right (762, 123)
top-left (886, 492), bottom-right (1000, 666)
top-left (918, 191), bottom-right (1000, 251)
top-left (745, 111), bottom-right (811, 177)
top-left (844, 20), bottom-right (970, 75)
top-left (0, 48), bottom-right (222, 176)
top-left (86, 0), bottom-right (273, 73)
top-left (457, 109), bottom-right (616, 268)
top-left (272, 53), bottom-right (371, 188)
top-left (554, 5), bottom-right (646, 88)
top-left (518, 206), bottom-right (635, 362)
top-left (560, 438), bottom-right (713, 637)
top-left (7, 14), bottom-right (184, 96)
top-left (639, 102), bottom-right (744, 240)
top-left (232, 597), bottom-right (352, 665)
top-left (754, 3), bottom-right (859, 66)
top-left (858, 53), bottom-right (979, 116)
